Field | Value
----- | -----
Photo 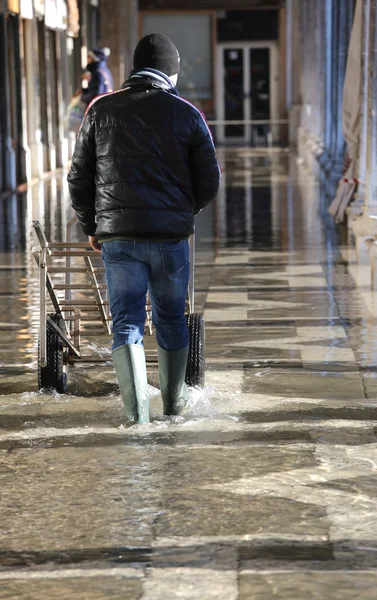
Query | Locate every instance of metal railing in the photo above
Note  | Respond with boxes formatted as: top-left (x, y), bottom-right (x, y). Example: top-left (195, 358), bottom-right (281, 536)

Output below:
top-left (207, 119), bottom-right (289, 147)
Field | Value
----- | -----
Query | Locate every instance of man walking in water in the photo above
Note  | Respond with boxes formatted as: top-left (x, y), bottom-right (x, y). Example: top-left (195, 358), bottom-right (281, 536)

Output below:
top-left (68, 34), bottom-right (220, 424)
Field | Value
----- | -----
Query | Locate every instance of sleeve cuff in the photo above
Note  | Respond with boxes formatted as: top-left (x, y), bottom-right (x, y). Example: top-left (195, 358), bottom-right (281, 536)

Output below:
top-left (81, 223), bottom-right (97, 236)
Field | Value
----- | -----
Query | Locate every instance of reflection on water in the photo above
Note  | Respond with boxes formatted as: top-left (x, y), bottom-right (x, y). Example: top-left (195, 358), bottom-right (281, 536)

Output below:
top-left (1, 151), bottom-right (376, 377)
top-left (1, 151), bottom-right (377, 391)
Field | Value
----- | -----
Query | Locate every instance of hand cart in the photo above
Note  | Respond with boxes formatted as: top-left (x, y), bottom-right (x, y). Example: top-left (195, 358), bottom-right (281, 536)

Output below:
top-left (32, 218), bottom-right (205, 393)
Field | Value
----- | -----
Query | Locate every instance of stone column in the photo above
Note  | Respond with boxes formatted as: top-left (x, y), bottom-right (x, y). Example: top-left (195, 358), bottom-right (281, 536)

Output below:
top-left (297, 0), bottom-right (355, 182)
top-left (99, 0), bottom-right (138, 89)
top-left (23, 18), bottom-right (43, 180)
top-left (305, 0), bottom-right (316, 140)
top-left (45, 29), bottom-right (57, 171)
top-left (0, 12), bottom-right (16, 192)
top-left (297, 0), bottom-right (313, 169)
top-left (326, 0), bottom-right (338, 171)
top-left (316, 0), bottom-right (327, 159)
top-left (56, 31), bottom-right (69, 168)
top-left (319, 0), bottom-right (334, 167)
top-left (286, 0), bottom-right (301, 147)
top-left (349, 0), bottom-right (377, 264)
top-left (328, 0), bottom-right (354, 178)
top-left (306, 0), bottom-right (322, 176)
top-left (363, 0), bottom-right (377, 277)
top-left (366, 0), bottom-right (377, 217)
top-left (351, 0), bottom-right (371, 215)
top-left (298, 0), bottom-right (325, 176)
top-left (298, 0), bottom-right (308, 136)
top-left (124, 0), bottom-right (138, 80)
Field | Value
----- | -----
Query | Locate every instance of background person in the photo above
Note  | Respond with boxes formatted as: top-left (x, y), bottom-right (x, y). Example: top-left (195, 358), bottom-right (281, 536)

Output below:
top-left (68, 34), bottom-right (221, 424)
top-left (81, 47), bottom-right (113, 106)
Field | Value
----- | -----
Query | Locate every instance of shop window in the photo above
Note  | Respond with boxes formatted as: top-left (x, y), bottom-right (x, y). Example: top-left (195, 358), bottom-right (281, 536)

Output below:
top-left (142, 13), bottom-right (213, 109)
top-left (217, 10), bottom-right (279, 42)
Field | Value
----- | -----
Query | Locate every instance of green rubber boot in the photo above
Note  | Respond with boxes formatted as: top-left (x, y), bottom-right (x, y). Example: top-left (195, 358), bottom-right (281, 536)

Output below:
top-left (112, 344), bottom-right (149, 424)
top-left (157, 345), bottom-right (189, 416)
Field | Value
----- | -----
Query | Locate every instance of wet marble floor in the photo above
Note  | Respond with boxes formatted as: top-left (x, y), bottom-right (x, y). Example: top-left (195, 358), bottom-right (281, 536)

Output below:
top-left (1, 149), bottom-right (377, 598)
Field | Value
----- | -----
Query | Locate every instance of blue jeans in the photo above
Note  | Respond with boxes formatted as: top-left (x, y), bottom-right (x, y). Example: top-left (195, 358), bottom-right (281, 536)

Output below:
top-left (102, 240), bottom-right (190, 352)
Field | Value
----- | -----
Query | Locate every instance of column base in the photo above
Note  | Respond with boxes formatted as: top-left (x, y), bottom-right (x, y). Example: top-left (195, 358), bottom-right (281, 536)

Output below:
top-left (4, 138), bottom-right (17, 191)
top-left (297, 128), bottom-right (322, 178)
top-left (60, 137), bottom-right (69, 168)
top-left (347, 185), bottom-right (366, 218)
top-left (316, 154), bottom-right (346, 211)
top-left (368, 242), bottom-right (377, 290)
top-left (28, 141), bottom-right (44, 180)
top-left (289, 105), bottom-right (301, 148)
top-left (42, 143), bottom-right (56, 173)
top-left (348, 213), bottom-right (377, 264)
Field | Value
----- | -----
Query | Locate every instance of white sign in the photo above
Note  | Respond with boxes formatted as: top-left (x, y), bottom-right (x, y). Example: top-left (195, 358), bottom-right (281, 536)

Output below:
top-left (33, 0), bottom-right (44, 16)
top-left (44, 0), bottom-right (57, 28)
top-left (20, 0), bottom-right (33, 17)
top-left (56, 0), bottom-right (67, 29)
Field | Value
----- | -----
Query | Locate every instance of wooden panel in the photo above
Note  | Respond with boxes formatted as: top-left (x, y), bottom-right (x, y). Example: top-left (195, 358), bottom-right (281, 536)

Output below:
top-left (139, 0), bottom-right (284, 10)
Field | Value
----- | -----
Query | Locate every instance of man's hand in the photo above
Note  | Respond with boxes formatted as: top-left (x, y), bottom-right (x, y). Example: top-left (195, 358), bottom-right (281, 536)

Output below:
top-left (89, 236), bottom-right (102, 252)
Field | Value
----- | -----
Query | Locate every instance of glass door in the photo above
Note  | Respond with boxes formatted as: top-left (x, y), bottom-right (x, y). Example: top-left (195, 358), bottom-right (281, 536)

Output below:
top-left (223, 47), bottom-right (245, 139)
top-left (216, 43), bottom-right (278, 145)
top-left (249, 47), bottom-right (271, 146)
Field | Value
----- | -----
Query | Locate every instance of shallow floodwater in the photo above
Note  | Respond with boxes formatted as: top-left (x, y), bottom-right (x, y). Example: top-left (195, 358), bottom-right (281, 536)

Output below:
top-left (2, 150), bottom-right (377, 599)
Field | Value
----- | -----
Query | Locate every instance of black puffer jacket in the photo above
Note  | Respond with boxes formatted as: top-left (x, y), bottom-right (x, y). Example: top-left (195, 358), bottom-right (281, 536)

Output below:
top-left (68, 70), bottom-right (221, 240)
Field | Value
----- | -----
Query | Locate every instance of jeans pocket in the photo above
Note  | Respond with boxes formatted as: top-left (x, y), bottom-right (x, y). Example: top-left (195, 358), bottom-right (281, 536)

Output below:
top-left (163, 239), bottom-right (186, 249)
top-left (161, 240), bottom-right (189, 273)
top-left (102, 241), bottom-right (136, 263)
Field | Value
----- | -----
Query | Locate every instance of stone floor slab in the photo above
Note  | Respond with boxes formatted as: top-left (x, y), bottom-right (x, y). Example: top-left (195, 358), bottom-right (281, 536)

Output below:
top-left (239, 571), bottom-right (377, 600)
top-left (243, 369), bottom-right (365, 400)
top-left (0, 574), bottom-right (143, 600)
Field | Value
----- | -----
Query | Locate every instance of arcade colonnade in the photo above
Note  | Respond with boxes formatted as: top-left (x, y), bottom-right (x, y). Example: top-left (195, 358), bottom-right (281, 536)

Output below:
top-left (287, 0), bottom-right (377, 275)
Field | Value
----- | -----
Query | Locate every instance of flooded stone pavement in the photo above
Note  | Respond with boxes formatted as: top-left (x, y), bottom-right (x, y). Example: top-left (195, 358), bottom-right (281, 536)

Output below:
top-left (1, 149), bottom-right (377, 598)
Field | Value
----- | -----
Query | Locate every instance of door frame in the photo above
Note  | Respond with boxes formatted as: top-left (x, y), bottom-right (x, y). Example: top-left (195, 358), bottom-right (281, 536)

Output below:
top-left (216, 41), bottom-right (279, 145)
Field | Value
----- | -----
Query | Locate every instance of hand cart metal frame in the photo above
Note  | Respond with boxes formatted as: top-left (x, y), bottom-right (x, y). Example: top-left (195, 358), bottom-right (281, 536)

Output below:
top-left (32, 218), bottom-right (205, 393)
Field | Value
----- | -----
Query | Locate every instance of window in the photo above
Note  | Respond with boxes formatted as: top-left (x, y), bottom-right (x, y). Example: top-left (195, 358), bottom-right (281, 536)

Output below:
top-left (142, 13), bottom-right (213, 106)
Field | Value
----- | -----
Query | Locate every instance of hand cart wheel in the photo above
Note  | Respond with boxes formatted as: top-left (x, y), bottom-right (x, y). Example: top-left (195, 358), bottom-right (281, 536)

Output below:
top-left (38, 314), bottom-right (68, 393)
top-left (185, 313), bottom-right (205, 388)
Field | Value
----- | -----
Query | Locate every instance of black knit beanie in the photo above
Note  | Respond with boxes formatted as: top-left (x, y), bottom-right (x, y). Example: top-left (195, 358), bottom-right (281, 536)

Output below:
top-left (133, 33), bottom-right (180, 76)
